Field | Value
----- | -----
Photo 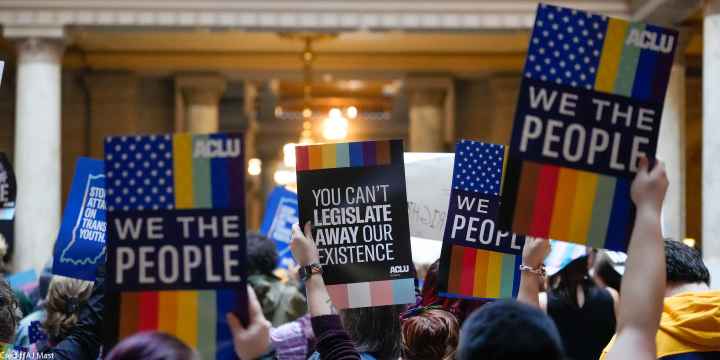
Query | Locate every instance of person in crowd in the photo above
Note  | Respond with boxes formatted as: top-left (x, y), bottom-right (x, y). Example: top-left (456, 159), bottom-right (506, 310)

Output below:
top-left (228, 223), bottom-right (360, 360)
top-left (507, 156), bottom-right (668, 360)
top-left (540, 242), bottom-right (618, 360)
top-left (269, 313), bottom-right (316, 360)
top-left (599, 239), bottom-right (720, 359)
top-left (247, 232), bottom-right (308, 327)
top-left (413, 260), bottom-right (487, 324)
top-left (400, 307), bottom-right (459, 360)
top-left (105, 331), bottom-right (199, 360)
top-left (592, 250), bottom-right (624, 292)
top-left (38, 276), bottom-right (93, 351)
top-left (333, 305), bottom-right (404, 360)
top-left (0, 277), bottom-right (21, 344)
top-left (457, 298), bottom-right (565, 360)
top-left (47, 266), bottom-right (104, 359)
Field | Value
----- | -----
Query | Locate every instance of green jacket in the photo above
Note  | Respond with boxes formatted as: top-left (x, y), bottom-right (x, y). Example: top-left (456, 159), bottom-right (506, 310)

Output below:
top-left (248, 274), bottom-right (307, 327)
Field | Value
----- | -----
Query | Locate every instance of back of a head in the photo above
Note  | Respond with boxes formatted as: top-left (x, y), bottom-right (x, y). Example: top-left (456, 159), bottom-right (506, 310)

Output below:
top-left (401, 308), bottom-right (459, 360)
top-left (664, 239), bottom-right (710, 286)
top-left (105, 331), bottom-right (197, 360)
top-left (0, 277), bottom-right (21, 343)
top-left (340, 305), bottom-right (404, 360)
top-left (457, 300), bottom-right (565, 360)
top-left (43, 275), bottom-right (93, 343)
top-left (246, 232), bottom-right (278, 276)
top-left (592, 251), bottom-right (622, 291)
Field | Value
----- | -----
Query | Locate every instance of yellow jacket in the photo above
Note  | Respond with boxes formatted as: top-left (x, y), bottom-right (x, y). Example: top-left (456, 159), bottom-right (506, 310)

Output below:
top-left (600, 291), bottom-right (720, 359)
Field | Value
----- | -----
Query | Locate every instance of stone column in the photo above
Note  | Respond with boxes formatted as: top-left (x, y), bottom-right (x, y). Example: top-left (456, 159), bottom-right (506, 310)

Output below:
top-left (657, 34), bottom-right (688, 242)
top-left (8, 34), bottom-right (64, 272)
top-left (406, 77), bottom-right (453, 152)
top-left (175, 74), bottom-right (227, 133)
top-left (704, 0), bottom-right (720, 289)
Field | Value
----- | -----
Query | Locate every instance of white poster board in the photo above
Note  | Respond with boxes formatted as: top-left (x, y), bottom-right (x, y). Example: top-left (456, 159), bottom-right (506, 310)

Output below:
top-left (404, 153), bottom-right (454, 242)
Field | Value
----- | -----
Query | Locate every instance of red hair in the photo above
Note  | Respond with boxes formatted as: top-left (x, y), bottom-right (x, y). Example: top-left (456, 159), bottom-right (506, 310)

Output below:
top-left (401, 309), bottom-right (459, 360)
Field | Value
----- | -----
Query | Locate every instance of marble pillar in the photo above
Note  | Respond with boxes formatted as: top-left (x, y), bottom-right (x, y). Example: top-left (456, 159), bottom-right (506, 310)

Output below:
top-left (12, 37), bottom-right (64, 272)
top-left (175, 74), bottom-right (227, 133)
top-left (703, 0), bottom-right (720, 288)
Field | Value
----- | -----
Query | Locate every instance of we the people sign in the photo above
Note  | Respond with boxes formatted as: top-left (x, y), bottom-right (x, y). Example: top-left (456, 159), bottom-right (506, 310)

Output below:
top-left (104, 133), bottom-right (247, 360)
top-left (500, 4), bottom-right (677, 251)
top-left (295, 140), bottom-right (415, 309)
top-left (438, 141), bottom-right (525, 300)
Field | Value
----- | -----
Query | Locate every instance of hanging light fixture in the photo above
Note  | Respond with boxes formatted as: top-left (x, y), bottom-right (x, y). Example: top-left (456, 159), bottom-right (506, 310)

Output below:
top-left (322, 107), bottom-right (349, 140)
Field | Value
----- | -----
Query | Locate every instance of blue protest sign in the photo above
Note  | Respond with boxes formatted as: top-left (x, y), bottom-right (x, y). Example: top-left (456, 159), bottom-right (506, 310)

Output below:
top-left (260, 186), bottom-right (299, 269)
top-left (53, 157), bottom-right (106, 281)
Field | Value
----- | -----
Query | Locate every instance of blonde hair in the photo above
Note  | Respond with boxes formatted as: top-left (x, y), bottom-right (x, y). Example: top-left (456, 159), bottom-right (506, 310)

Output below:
top-left (43, 276), bottom-right (93, 343)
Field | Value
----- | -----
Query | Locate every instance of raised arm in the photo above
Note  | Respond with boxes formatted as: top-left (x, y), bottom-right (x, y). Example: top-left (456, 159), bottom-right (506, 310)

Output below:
top-left (517, 237), bottom-right (550, 309)
top-left (607, 157), bottom-right (667, 360)
top-left (291, 222), bottom-right (360, 360)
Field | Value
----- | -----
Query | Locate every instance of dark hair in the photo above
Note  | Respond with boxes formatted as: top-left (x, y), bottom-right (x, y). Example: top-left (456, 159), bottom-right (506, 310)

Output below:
top-left (548, 255), bottom-right (593, 306)
top-left (246, 232), bottom-right (278, 275)
top-left (665, 239), bottom-right (710, 286)
top-left (457, 300), bottom-right (564, 360)
top-left (401, 308), bottom-right (459, 360)
top-left (340, 305), bottom-right (404, 360)
top-left (105, 331), bottom-right (197, 360)
top-left (0, 278), bottom-right (21, 343)
top-left (593, 251), bottom-right (622, 291)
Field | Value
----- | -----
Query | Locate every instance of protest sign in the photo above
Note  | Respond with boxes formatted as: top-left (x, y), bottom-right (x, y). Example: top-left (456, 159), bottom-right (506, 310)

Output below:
top-left (295, 140), bottom-right (415, 309)
top-left (0, 152), bottom-right (16, 261)
top-left (0, 153), bottom-right (16, 219)
top-left (259, 186), bottom-right (299, 269)
top-left (499, 4), bottom-right (677, 251)
top-left (53, 158), bottom-right (106, 281)
top-left (438, 141), bottom-right (525, 300)
top-left (405, 153), bottom-right (454, 242)
top-left (104, 133), bottom-right (247, 360)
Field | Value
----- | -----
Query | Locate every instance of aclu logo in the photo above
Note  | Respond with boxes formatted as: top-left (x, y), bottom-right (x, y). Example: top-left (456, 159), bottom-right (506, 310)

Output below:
top-left (625, 28), bottom-right (674, 53)
top-left (390, 265), bottom-right (410, 274)
top-left (193, 138), bottom-right (241, 159)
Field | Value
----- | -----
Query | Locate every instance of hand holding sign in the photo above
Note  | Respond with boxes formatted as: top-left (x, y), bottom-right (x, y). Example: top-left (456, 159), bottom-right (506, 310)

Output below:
top-left (630, 156), bottom-right (668, 213)
top-left (290, 222), bottom-right (319, 266)
top-left (227, 286), bottom-right (271, 360)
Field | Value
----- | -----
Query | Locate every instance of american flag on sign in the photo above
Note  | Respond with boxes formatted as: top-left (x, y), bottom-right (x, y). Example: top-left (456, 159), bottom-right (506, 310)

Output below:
top-left (452, 140), bottom-right (505, 195)
top-left (525, 4), bottom-right (608, 90)
top-left (28, 321), bottom-right (47, 344)
top-left (104, 135), bottom-right (175, 212)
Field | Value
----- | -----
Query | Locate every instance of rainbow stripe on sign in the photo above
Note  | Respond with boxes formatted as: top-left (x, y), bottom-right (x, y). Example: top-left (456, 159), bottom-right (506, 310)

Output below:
top-left (295, 141), bottom-right (392, 171)
top-left (509, 162), bottom-right (632, 251)
top-left (327, 278), bottom-right (416, 309)
top-left (594, 20), bottom-right (674, 101)
top-left (105, 133), bottom-right (245, 359)
top-left (444, 245), bottom-right (521, 299)
top-left (326, 278), bottom-right (416, 309)
top-left (524, 4), bottom-right (676, 102)
top-left (116, 289), bottom-right (239, 360)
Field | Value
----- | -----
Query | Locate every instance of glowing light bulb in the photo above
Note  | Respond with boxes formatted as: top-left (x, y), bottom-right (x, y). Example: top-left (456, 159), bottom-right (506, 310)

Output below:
top-left (247, 158), bottom-right (262, 176)
top-left (346, 106), bottom-right (358, 119)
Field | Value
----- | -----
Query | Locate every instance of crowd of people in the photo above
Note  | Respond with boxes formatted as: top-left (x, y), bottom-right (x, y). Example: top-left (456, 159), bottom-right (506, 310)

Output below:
top-left (0, 157), bottom-right (718, 359)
